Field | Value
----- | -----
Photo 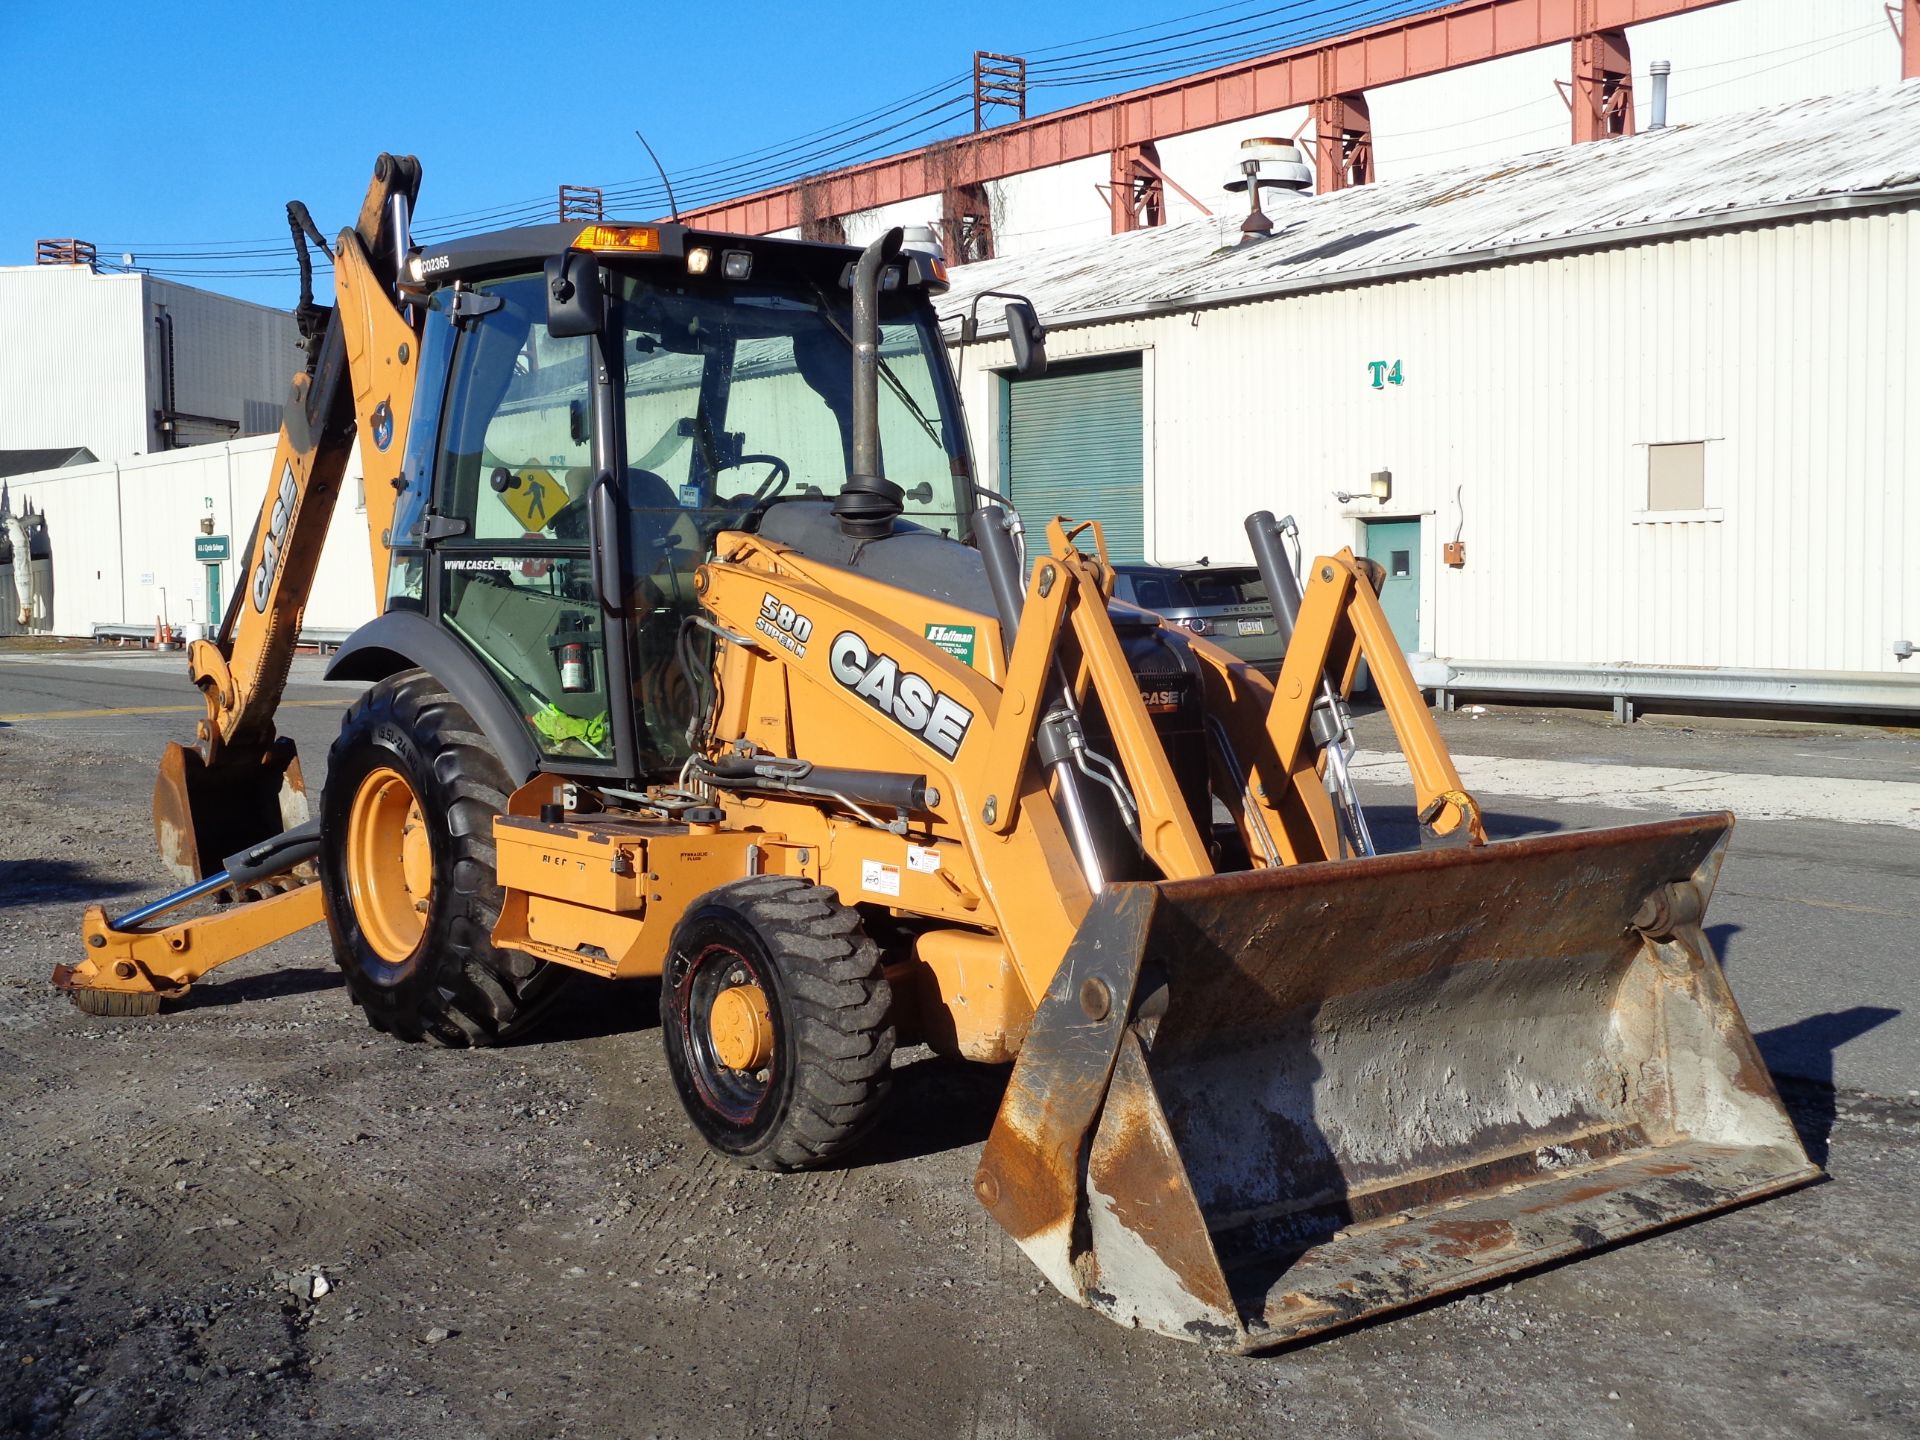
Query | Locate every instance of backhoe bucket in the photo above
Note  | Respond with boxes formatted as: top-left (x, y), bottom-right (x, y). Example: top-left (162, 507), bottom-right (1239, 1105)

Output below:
top-left (976, 814), bottom-right (1818, 1351)
top-left (152, 738), bottom-right (309, 885)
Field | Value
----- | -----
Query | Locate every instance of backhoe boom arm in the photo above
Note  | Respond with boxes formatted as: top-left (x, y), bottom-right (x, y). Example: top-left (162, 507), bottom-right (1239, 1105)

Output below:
top-left (152, 154), bottom-right (422, 883)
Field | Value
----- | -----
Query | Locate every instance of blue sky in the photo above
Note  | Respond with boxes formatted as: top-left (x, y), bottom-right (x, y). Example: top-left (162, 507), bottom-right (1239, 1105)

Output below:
top-left (0, 1), bottom-right (1441, 306)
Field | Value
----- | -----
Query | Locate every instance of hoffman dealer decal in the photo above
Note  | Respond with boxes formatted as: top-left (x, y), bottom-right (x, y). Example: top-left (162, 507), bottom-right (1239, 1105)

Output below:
top-left (756, 592), bottom-right (813, 657)
top-left (922, 622), bottom-right (976, 666)
top-left (829, 631), bottom-right (974, 760)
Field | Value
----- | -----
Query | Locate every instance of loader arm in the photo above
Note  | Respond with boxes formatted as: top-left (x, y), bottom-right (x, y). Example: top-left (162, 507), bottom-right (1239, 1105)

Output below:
top-left (1258, 548), bottom-right (1486, 846)
top-left (153, 154), bottom-right (423, 883)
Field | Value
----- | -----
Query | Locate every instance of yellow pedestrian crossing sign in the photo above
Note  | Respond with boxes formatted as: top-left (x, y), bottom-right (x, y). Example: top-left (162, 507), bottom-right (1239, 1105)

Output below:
top-left (496, 467), bottom-right (568, 533)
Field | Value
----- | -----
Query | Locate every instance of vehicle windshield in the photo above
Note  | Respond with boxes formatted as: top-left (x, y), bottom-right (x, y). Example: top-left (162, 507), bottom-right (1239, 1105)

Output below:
top-left (1123, 567), bottom-right (1270, 611)
top-left (610, 270), bottom-right (970, 539)
top-left (1185, 568), bottom-right (1268, 608)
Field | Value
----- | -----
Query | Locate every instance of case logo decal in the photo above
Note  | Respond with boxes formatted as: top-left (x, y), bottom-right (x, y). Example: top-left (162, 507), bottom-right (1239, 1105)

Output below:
top-left (829, 631), bottom-right (974, 760)
top-left (250, 462), bottom-right (300, 611)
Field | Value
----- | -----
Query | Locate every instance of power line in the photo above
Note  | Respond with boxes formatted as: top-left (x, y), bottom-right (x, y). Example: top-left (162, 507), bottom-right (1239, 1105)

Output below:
top-left (105, 2), bottom-right (1415, 257)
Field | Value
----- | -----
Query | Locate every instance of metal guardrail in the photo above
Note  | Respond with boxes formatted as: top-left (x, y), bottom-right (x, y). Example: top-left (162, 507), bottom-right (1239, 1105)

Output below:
top-left (1418, 658), bottom-right (1920, 723)
top-left (90, 624), bottom-right (354, 654)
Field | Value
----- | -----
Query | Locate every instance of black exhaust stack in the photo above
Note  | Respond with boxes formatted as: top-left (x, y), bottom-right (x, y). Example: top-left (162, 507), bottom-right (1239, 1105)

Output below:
top-left (834, 228), bottom-right (907, 539)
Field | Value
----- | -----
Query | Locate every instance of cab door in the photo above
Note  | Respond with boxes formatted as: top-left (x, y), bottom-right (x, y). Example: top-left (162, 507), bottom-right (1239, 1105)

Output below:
top-left (419, 273), bottom-right (639, 777)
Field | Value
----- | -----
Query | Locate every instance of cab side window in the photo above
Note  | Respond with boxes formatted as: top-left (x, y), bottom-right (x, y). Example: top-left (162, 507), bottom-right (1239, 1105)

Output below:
top-left (432, 275), bottom-right (613, 764)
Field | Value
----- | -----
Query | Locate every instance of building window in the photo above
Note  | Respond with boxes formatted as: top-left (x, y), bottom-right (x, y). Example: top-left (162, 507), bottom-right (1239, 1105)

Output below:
top-left (1647, 442), bottom-right (1705, 512)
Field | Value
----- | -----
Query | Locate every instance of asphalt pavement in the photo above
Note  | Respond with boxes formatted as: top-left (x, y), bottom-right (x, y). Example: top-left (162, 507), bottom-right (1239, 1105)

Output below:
top-left (2, 641), bottom-right (1916, 1438)
top-left (2, 644), bottom-right (1914, 1098)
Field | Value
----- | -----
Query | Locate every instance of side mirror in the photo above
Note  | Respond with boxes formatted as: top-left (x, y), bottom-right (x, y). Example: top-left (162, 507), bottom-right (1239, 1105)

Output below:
top-left (1005, 300), bottom-right (1047, 378)
top-left (545, 252), bottom-right (605, 338)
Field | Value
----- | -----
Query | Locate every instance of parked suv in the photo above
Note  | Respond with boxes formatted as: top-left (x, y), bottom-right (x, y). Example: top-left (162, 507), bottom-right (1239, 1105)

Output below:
top-left (1112, 562), bottom-right (1284, 676)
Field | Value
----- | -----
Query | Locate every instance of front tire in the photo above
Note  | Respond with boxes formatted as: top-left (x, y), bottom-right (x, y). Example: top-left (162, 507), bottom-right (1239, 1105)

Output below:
top-left (661, 877), bottom-right (893, 1169)
top-left (319, 670), bottom-right (554, 1046)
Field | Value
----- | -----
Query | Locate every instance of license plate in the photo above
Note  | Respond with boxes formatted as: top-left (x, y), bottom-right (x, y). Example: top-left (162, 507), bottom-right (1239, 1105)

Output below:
top-left (1237, 619), bottom-right (1266, 636)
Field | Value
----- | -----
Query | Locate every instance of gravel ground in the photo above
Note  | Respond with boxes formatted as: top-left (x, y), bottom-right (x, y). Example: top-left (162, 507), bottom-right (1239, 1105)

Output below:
top-left (1, 716), bottom-right (1916, 1439)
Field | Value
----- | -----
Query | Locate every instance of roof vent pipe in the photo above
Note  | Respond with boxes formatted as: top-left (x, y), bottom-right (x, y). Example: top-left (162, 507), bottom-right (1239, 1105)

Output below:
top-left (1224, 138), bottom-right (1312, 243)
top-left (1648, 60), bottom-right (1671, 130)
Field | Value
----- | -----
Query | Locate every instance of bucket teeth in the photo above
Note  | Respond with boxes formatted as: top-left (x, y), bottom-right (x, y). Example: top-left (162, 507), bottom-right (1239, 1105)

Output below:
top-left (67, 987), bottom-right (164, 1018)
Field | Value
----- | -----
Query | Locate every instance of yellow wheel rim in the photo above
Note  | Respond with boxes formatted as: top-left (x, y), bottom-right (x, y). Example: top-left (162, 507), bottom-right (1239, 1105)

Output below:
top-left (708, 982), bottom-right (774, 1073)
top-left (346, 766), bottom-right (432, 964)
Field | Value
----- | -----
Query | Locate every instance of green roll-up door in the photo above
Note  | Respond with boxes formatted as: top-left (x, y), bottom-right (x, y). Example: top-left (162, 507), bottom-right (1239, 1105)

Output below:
top-left (1003, 354), bottom-right (1144, 562)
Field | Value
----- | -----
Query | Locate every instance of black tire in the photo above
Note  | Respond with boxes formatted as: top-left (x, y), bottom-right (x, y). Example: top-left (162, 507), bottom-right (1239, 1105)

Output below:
top-left (318, 669), bottom-right (556, 1046)
top-left (661, 877), bottom-right (893, 1170)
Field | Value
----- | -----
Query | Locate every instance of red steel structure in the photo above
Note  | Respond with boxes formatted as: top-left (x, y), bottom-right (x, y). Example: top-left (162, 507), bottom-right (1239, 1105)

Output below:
top-left (682, 0), bottom-right (1742, 238)
top-left (1898, 0), bottom-right (1920, 79)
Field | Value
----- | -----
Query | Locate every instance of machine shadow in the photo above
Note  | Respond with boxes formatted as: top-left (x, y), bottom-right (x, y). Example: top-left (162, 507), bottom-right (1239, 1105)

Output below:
top-left (863, 1052), bottom-right (1009, 1165)
top-left (1710, 922), bottom-right (1896, 1164)
top-left (173, 965), bottom-right (342, 1010)
top-left (1359, 806), bottom-right (1567, 853)
top-left (520, 977), bottom-right (664, 1046)
top-left (1752, 1007), bottom-right (1901, 1166)
top-left (0, 859), bottom-right (141, 910)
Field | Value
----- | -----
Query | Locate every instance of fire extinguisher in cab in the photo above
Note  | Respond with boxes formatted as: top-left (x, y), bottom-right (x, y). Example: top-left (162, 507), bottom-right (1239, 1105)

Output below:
top-left (549, 616), bottom-right (598, 694)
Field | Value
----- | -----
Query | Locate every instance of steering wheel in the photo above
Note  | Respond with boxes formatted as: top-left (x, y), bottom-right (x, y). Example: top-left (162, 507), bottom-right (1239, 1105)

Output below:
top-left (714, 454), bottom-right (791, 510)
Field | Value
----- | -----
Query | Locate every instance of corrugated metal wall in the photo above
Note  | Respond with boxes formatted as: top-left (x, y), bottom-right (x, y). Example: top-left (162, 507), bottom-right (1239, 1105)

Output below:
top-left (0, 266), bottom-right (150, 459)
top-left (3, 435), bottom-right (374, 637)
top-left (959, 205), bottom-right (1918, 676)
top-left (0, 266), bottom-right (300, 461)
top-left (148, 279), bottom-right (301, 443)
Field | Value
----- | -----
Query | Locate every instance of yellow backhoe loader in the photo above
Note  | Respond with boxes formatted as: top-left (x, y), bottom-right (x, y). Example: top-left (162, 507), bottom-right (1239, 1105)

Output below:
top-left (54, 156), bottom-right (1817, 1351)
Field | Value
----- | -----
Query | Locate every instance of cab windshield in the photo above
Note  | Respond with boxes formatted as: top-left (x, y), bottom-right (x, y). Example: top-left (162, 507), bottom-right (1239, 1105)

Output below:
top-left (610, 269), bottom-right (969, 537)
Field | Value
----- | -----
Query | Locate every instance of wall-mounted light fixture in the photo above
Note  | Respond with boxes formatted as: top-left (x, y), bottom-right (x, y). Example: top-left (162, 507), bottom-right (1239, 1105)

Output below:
top-left (1335, 469), bottom-right (1393, 505)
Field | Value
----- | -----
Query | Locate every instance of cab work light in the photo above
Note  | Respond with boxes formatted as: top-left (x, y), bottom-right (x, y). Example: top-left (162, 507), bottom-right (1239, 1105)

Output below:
top-left (837, 262), bottom-right (906, 290)
top-left (721, 249), bottom-right (752, 280)
top-left (686, 246), bottom-right (713, 275)
top-left (574, 224), bottom-right (661, 253)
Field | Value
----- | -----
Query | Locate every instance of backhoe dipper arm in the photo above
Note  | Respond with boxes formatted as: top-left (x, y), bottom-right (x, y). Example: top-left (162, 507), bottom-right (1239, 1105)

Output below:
top-left (153, 153), bottom-right (423, 882)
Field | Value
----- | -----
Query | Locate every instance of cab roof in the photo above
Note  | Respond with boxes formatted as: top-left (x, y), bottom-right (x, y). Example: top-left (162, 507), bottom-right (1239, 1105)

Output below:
top-left (412, 220), bottom-right (867, 287)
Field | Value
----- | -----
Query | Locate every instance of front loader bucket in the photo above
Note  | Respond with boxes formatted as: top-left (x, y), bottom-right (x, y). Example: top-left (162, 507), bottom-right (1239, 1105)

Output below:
top-left (152, 738), bottom-right (308, 885)
top-left (976, 815), bottom-right (1819, 1352)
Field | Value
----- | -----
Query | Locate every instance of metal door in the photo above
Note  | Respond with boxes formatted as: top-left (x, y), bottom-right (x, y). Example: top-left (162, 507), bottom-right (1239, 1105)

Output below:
top-left (204, 563), bottom-right (221, 629)
top-left (1002, 354), bottom-right (1144, 561)
top-left (1363, 519), bottom-right (1420, 651)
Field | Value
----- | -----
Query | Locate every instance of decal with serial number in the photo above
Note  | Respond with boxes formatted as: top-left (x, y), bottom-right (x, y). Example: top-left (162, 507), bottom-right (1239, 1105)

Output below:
top-left (829, 631), bottom-right (974, 760)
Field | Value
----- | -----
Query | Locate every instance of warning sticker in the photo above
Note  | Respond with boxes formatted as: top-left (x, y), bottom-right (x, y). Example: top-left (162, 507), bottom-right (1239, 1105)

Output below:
top-left (861, 859), bottom-right (901, 898)
top-left (905, 844), bottom-right (942, 874)
top-left (923, 623), bottom-right (977, 666)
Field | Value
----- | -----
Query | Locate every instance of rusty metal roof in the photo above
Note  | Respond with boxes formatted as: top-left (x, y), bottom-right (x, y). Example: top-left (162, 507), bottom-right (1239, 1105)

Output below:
top-left (937, 81), bottom-right (1920, 335)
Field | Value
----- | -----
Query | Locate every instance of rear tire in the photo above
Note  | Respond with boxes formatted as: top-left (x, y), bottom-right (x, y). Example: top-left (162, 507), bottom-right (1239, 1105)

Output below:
top-left (319, 670), bottom-right (556, 1046)
top-left (661, 877), bottom-right (893, 1170)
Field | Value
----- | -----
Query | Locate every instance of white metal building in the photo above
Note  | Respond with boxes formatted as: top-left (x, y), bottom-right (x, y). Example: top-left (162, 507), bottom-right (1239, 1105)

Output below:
top-left (0, 436), bottom-right (371, 641)
top-left (780, 0), bottom-right (1909, 267)
top-left (0, 263), bottom-right (300, 460)
top-left (938, 82), bottom-right (1920, 706)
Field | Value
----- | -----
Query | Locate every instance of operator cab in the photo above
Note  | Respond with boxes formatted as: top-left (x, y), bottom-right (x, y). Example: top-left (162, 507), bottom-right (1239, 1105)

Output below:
top-left (384, 221), bottom-right (973, 779)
